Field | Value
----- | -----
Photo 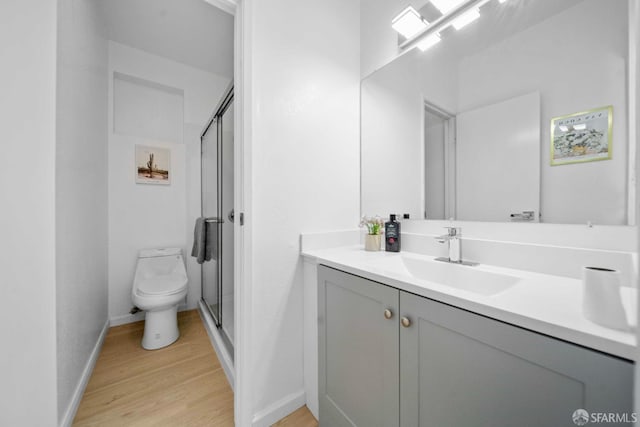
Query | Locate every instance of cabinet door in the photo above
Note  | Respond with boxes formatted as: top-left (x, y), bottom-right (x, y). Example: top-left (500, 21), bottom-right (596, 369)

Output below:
top-left (318, 265), bottom-right (400, 427)
top-left (400, 291), bottom-right (633, 427)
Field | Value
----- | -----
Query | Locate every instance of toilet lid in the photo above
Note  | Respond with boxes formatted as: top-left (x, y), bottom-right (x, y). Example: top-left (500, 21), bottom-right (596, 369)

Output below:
top-left (137, 274), bottom-right (187, 296)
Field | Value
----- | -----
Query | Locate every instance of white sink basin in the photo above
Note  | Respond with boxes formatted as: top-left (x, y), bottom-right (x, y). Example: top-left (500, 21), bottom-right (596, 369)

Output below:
top-left (377, 255), bottom-right (520, 296)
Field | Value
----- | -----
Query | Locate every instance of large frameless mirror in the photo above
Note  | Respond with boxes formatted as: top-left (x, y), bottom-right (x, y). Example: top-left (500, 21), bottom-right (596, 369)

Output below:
top-left (361, 0), bottom-right (636, 225)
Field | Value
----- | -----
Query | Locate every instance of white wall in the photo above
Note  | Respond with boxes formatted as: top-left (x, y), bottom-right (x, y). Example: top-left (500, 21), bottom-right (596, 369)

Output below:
top-left (56, 0), bottom-right (109, 423)
top-left (360, 0), bottom-right (402, 78)
top-left (240, 0), bottom-right (361, 423)
top-left (0, 1), bottom-right (58, 425)
top-left (108, 41), bottom-right (231, 324)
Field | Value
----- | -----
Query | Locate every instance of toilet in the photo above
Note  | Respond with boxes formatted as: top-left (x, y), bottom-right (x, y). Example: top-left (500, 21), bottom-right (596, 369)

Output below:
top-left (132, 247), bottom-right (188, 350)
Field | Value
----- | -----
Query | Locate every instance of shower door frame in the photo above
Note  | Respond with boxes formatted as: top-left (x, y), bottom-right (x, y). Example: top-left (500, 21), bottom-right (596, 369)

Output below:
top-left (200, 83), bottom-right (234, 353)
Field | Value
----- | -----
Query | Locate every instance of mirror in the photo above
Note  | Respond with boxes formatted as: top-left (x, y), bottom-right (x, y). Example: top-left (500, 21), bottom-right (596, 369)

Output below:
top-left (361, 0), bottom-right (635, 225)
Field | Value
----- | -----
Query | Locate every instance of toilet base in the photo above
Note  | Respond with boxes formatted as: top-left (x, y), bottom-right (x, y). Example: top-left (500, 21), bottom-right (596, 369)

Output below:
top-left (142, 306), bottom-right (180, 350)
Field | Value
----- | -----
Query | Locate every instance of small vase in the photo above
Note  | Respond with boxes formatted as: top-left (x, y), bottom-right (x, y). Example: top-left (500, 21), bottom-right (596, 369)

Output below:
top-left (364, 234), bottom-right (381, 251)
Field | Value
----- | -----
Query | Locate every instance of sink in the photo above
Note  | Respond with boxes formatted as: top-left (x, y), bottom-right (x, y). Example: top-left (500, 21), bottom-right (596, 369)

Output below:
top-left (377, 255), bottom-right (520, 296)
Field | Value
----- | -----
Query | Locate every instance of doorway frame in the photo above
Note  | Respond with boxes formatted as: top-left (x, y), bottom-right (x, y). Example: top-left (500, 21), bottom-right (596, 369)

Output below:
top-left (233, 1), bottom-right (253, 426)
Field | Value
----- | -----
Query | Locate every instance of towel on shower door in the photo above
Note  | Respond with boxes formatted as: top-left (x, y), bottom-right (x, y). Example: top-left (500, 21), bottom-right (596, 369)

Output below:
top-left (191, 217), bottom-right (206, 264)
top-left (205, 220), bottom-right (218, 262)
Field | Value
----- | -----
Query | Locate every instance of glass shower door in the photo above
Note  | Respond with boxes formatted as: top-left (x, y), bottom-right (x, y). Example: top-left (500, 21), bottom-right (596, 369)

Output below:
top-left (201, 85), bottom-right (234, 356)
top-left (201, 118), bottom-right (220, 325)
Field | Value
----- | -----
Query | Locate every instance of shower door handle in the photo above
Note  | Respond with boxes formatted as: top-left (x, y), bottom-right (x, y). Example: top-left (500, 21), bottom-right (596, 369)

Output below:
top-left (205, 217), bottom-right (224, 224)
top-left (228, 209), bottom-right (235, 223)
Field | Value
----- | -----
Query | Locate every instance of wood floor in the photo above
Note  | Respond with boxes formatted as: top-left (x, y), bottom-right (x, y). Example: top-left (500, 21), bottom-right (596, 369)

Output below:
top-left (74, 310), bottom-right (318, 427)
top-left (271, 406), bottom-right (318, 427)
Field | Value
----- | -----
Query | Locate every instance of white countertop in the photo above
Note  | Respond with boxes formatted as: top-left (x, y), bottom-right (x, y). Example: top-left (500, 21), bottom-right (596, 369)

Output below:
top-left (302, 245), bottom-right (637, 361)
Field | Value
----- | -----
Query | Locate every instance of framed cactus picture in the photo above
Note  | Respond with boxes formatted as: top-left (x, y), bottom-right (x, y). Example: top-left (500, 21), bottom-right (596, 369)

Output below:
top-left (135, 145), bottom-right (171, 185)
top-left (550, 106), bottom-right (612, 166)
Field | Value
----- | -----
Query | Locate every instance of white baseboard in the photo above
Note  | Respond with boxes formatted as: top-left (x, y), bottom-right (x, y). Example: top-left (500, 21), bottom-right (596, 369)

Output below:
top-left (198, 301), bottom-right (235, 390)
top-left (251, 389), bottom-right (306, 427)
top-left (109, 311), bottom-right (145, 327)
top-left (59, 319), bottom-right (109, 427)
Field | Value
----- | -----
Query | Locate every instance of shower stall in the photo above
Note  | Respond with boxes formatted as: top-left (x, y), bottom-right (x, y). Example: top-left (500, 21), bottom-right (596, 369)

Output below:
top-left (201, 84), bottom-right (234, 357)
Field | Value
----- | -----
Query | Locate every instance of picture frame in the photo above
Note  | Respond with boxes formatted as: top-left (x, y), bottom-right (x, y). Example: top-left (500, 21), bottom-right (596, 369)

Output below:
top-left (135, 145), bottom-right (171, 185)
top-left (550, 106), bottom-right (612, 166)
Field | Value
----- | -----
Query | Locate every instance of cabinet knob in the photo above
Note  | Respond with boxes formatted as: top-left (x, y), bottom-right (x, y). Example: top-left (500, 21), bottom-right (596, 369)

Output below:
top-left (384, 309), bottom-right (393, 319)
top-left (401, 317), bottom-right (411, 328)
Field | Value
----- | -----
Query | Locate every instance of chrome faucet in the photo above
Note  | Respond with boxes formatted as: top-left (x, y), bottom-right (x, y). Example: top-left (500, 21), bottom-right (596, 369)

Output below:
top-left (436, 227), bottom-right (461, 263)
top-left (434, 227), bottom-right (477, 266)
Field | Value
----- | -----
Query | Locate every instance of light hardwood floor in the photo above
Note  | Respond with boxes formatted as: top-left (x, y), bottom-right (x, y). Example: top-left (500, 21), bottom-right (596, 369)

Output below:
top-left (271, 406), bottom-right (318, 427)
top-left (74, 310), bottom-right (318, 427)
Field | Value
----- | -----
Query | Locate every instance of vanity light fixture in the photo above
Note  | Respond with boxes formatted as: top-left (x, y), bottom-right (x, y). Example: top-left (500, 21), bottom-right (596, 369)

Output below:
top-left (430, 0), bottom-right (481, 30)
top-left (430, 0), bottom-right (465, 14)
top-left (399, 0), bottom-right (509, 52)
top-left (417, 33), bottom-right (442, 51)
top-left (452, 8), bottom-right (480, 30)
top-left (392, 6), bottom-right (428, 39)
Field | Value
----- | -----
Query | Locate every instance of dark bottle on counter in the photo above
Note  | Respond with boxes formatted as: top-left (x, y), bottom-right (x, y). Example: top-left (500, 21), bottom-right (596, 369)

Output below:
top-left (385, 214), bottom-right (401, 252)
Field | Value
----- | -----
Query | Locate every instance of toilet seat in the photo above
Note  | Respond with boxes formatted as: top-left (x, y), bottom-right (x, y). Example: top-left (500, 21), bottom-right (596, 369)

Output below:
top-left (133, 249), bottom-right (188, 297)
top-left (137, 275), bottom-right (187, 296)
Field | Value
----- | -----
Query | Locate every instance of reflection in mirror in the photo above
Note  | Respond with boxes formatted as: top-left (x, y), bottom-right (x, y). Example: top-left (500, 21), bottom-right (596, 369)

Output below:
top-left (424, 103), bottom-right (452, 220)
top-left (361, 0), bottom-right (635, 225)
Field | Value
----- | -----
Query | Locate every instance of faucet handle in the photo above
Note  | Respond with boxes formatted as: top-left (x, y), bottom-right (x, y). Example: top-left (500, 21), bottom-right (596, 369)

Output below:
top-left (443, 226), bottom-right (460, 237)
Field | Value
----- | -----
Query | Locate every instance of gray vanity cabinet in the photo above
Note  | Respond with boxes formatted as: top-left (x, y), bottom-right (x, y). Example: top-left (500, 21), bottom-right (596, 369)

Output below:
top-left (318, 265), bottom-right (400, 427)
top-left (319, 265), bottom-right (633, 427)
top-left (400, 291), bottom-right (633, 427)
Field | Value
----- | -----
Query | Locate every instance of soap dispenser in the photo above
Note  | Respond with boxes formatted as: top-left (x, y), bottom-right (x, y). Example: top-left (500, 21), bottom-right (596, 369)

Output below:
top-left (385, 214), bottom-right (401, 252)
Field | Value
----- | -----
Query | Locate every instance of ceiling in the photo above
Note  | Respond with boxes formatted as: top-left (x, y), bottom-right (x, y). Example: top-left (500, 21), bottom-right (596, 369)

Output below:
top-left (100, 0), bottom-right (234, 78)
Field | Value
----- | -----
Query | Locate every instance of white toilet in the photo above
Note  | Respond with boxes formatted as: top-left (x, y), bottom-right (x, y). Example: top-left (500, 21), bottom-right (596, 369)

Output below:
top-left (132, 247), bottom-right (188, 350)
